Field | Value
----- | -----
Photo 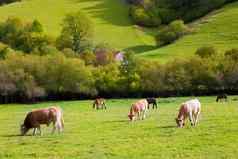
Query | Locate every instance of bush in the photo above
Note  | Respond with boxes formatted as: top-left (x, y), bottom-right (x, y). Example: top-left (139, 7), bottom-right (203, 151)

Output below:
top-left (156, 20), bottom-right (189, 46)
top-left (0, 17), bottom-right (51, 53)
top-left (130, 5), bottom-right (161, 27)
top-left (129, 0), bottom-right (236, 27)
top-left (195, 46), bottom-right (217, 58)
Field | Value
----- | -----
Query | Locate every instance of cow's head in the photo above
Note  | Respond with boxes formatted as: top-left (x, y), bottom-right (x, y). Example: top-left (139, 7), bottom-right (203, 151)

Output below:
top-left (20, 124), bottom-right (28, 136)
top-left (175, 118), bottom-right (184, 128)
top-left (128, 114), bottom-right (134, 121)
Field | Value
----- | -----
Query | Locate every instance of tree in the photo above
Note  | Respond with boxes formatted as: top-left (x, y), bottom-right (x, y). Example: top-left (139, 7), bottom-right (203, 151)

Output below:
top-left (56, 12), bottom-right (93, 53)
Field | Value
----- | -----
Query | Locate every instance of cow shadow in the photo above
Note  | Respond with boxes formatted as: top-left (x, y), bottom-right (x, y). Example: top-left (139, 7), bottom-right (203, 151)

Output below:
top-left (157, 125), bottom-right (177, 129)
top-left (1, 134), bottom-right (31, 137)
top-left (102, 120), bottom-right (128, 124)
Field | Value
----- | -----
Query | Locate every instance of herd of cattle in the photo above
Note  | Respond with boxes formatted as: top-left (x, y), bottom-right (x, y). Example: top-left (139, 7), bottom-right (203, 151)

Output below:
top-left (20, 95), bottom-right (228, 136)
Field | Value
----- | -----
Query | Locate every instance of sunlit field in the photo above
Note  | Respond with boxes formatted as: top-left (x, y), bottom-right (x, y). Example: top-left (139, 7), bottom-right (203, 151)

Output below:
top-left (0, 96), bottom-right (238, 159)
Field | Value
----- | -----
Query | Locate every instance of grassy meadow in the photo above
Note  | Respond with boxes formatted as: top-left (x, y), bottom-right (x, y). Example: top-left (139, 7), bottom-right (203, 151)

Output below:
top-left (0, 97), bottom-right (238, 159)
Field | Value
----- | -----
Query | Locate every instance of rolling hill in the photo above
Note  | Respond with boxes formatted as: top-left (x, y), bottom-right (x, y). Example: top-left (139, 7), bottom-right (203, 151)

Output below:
top-left (0, 0), bottom-right (156, 50)
top-left (140, 2), bottom-right (238, 62)
top-left (0, 0), bottom-right (238, 62)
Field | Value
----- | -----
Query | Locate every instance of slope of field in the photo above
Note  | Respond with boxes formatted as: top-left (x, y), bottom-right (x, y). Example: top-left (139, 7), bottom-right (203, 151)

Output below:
top-left (140, 2), bottom-right (238, 62)
top-left (1, 97), bottom-right (238, 158)
top-left (0, 0), bottom-right (156, 49)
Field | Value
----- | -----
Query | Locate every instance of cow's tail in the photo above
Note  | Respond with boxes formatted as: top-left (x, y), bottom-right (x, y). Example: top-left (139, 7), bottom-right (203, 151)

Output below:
top-left (61, 115), bottom-right (65, 129)
top-left (55, 107), bottom-right (64, 129)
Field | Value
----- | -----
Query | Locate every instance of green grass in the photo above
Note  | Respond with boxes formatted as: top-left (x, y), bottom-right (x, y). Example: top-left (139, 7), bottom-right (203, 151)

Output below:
top-left (0, 0), bottom-right (155, 50)
top-left (140, 2), bottom-right (238, 62)
top-left (1, 96), bottom-right (238, 158)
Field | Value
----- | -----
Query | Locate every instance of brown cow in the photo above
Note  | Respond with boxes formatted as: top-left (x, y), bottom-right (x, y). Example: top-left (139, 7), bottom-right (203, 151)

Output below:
top-left (93, 98), bottom-right (106, 109)
top-left (20, 106), bottom-right (64, 136)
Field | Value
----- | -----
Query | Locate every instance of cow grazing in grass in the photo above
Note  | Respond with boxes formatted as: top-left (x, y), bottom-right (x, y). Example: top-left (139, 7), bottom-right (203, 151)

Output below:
top-left (175, 99), bottom-right (201, 128)
top-left (216, 94), bottom-right (228, 102)
top-left (128, 99), bottom-right (148, 121)
top-left (146, 98), bottom-right (158, 109)
top-left (93, 98), bottom-right (106, 109)
top-left (20, 106), bottom-right (64, 136)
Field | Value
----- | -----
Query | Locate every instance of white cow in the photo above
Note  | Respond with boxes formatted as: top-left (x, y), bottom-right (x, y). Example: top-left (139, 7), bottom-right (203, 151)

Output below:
top-left (175, 99), bottom-right (201, 128)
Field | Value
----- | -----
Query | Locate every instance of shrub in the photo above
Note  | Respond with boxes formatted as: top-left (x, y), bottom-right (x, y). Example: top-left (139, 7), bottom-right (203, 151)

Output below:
top-left (130, 5), bottom-right (161, 27)
top-left (156, 20), bottom-right (189, 46)
top-left (0, 17), bottom-right (51, 53)
top-left (195, 46), bottom-right (217, 58)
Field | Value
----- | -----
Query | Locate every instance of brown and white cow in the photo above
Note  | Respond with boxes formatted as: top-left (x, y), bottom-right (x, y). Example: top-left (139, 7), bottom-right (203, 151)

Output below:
top-left (93, 98), bottom-right (106, 109)
top-left (175, 99), bottom-right (201, 128)
top-left (128, 99), bottom-right (148, 121)
top-left (20, 106), bottom-right (64, 136)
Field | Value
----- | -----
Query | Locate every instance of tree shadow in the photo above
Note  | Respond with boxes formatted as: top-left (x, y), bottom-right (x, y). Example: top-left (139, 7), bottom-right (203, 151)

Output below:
top-left (73, 0), bottom-right (132, 26)
top-left (124, 45), bottom-right (157, 54)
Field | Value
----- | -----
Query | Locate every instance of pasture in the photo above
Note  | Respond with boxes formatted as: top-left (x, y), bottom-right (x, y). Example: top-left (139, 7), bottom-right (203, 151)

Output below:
top-left (0, 96), bottom-right (238, 159)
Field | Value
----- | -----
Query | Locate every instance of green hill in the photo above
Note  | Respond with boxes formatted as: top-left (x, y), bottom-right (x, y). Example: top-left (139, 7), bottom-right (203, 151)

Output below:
top-left (0, 0), bottom-right (156, 50)
top-left (140, 2), bottom-right (238, 62)
top-left (0, 0), bottom-right (238, 62)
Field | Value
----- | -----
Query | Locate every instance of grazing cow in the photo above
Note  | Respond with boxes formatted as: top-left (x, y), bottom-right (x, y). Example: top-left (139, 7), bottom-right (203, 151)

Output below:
top-left (175, 99), bottom-right (201, 128)
top-left (216, 94), bottom-right (228, 102)
top-left (128, 99), bottom-right (148, 121)
top-left (20, 106), bottom-right (64, 136)
top-left (146, 98), bottom-right (158, 109)
top-left (93, 98), bottom-right (106, 109)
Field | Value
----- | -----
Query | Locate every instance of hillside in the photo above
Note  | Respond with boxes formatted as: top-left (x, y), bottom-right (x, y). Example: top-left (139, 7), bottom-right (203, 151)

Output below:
top-left (140, 2), bottom-right (238, 62)
top-left (0, 0), bottom-right (156, 50)
top-left (0, 0), bottom-right (238, 62)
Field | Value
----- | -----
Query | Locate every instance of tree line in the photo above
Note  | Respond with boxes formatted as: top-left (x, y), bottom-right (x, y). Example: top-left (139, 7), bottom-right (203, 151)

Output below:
top-left (128, 0), bottom-right (237, 27)
top-left (0, 13), bottom-right (238, 103)
top-left (0, 45), bottom-right (238, 103)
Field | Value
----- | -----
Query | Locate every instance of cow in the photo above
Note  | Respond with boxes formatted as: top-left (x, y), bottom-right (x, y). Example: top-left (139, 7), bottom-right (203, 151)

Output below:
top-left (175, 99), bottom-right (201, 128)
top-left (128, 99), bottom-right (148, 121)
top-left (20, 106), bottom-right (64, 136)
top-left (93, 98), bottom-right (106, 109)
top-left (146, 98), bottom-right (158, 109)
top-left (216, 94), bottom-right (228, 102)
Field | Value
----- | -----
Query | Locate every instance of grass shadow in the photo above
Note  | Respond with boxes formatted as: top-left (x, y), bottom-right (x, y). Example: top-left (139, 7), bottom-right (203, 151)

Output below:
top-left (124, 45), bottom-right (157, 54)
top-left (74, 0), bottom-right (132, 26)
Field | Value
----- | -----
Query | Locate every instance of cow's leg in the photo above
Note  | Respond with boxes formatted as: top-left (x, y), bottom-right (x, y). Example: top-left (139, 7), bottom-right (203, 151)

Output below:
top-left (194, 111), bottom-right (200, 126)
top-left (189, 112), bottom-right (195, 126)
top-left (103, 103), bottom-right (106, 109)
top-left (56, 120), bottom-right (63, 133)
top-left (51, 121), bottom-right (56, 134)
top-left (137, 112), bottom-right (140, 120)
top-left (37, 126), bottom-right (42, 136)
top-left (33, 128), bottom-right (37, 136)
top-left (142, 110), bottom-right (146, 120)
